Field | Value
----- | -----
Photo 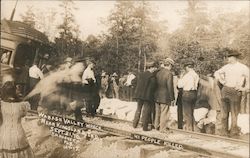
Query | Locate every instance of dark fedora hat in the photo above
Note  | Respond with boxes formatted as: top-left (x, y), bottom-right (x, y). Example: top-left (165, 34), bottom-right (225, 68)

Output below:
top-left (183, 61), bottom-right (194, 67)
top-left (146, 61), bottom-right (157, 68)
top-left (227, 49), bottom-right (241, 57)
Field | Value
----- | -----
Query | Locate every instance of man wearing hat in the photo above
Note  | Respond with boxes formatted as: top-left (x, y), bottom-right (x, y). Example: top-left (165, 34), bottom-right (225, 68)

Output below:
top-left (177, 61), bottom-right (199, 131)
top-left (133, 61), bottom-right (157, 131)
top-left (110, 72), bottom-right (119, 99)
top-left (214, 49), bottom-right (249, 136)
top-left (82, 60), bottom-right (96, 85)
top-left (154, 58), bottom-right (175, 132)
top-left (59, 57), bottom-right (73, 71)
top-left (100, 71), bottom-right (109, 98)
top-left (82, 59), bottom-right (101, 117)
top-left (28, 61), bottom-right (44, 110)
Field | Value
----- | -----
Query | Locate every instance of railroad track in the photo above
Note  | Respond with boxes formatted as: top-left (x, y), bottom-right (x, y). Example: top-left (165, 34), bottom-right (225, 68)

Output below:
top-left (27, 110), bottom-right (249, 158)
top-left (91, 113), bottom-right (249, 146)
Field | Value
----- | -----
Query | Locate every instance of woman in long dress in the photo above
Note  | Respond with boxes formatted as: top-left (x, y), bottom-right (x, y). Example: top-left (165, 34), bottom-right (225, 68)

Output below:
top-left (0, 81), bottom-right (34, 158)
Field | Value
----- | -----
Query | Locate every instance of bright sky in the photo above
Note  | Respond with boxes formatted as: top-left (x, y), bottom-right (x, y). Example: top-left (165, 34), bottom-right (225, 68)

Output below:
top-left (1, 0), bottom-right (249, 40)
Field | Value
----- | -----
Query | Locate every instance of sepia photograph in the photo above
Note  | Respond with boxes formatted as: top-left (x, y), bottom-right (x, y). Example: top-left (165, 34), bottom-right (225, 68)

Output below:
top-left (0, 0), bottom-right (249, 158)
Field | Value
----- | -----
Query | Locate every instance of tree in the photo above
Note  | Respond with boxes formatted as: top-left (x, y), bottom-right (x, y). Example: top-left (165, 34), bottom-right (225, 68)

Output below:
top-left (167, 0), bottom-right (250, 75)
top-left (168, 0), bottom-right (225, 75)
top-left (20, 5), bottom-right (36, 28)
top-left (210, 10), bottom-right (250, 66)
top-left (54, 0), bottom-right (82, 59)
top-left (35, 8), bottom-right (58, 41)
top-left (99, 1), bottom-right (166, 74)
top-left (181, 0), bottom-right (210, 40)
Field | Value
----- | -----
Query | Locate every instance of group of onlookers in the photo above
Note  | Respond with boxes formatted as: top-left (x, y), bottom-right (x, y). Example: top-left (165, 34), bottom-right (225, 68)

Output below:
top-left (133, 58), bottom-right (176, 131)
top-left (100, 70), bottom-right (136, 101)
top-left (0, 47), bottom-right (249, 158)
top-left (132, 48), bottom-right (249, 138)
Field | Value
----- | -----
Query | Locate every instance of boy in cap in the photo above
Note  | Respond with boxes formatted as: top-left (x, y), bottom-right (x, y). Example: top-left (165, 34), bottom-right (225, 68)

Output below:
top-left (133, 61), bottom-right (157, 131)
top-left (177, 61), bottom-right (199, 131)
top-left (214, 49), bottom-right (249, 137)
top-left (154, 58), bottom-right (175, 132)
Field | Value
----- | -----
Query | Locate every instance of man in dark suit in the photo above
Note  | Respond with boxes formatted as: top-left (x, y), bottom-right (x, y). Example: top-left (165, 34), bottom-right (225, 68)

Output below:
top-left (133, 61), bottom-right (158, 131)
top-left (154, 58), bottom-right (175, 132)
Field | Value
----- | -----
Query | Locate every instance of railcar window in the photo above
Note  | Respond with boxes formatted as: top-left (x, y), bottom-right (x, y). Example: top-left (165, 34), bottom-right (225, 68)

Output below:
top-left (0, 48), bottom-right (12, 64)
top-left (14, 44), bottom-right (35, 67)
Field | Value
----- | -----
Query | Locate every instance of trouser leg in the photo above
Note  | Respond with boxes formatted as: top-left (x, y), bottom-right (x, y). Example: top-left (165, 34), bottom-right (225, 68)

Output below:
top-left (114, 86), bottom-right (119, 99)
top-left (177, 100), bottom-right (183, 129)
top-left (229, 92), bottom-right (241, 136)
top-left (90, 98), bottom-right (96, 116)
top-left (182, 100), bottom-right (194, 131)
top-left (128, 87), bottom-right (132, 101)
top-left (151, 103), bottom-right (155, 128)
top-left (29, 78), bottom-right (40, 110)
top-left (216, 97), bottom-right (230, 136)
top-left (131, 87), bottom-right (135, 101)
top-left (75, 106), bottom-right (83, 121)
top-left (141, 102), bottom-right (152, 131)
top-left (85, 99), bottom-right (92, 115)
top-left (133, 100), bottom-right (143, 128)
top-left (119, 87), bottom-right (123, 100)
top-left (159, 104), bottom-right (170, 132)
top-left (182, 91), bottom-right (196, 131)
top-left (124, 86), bottom-right (128, 101)
top-left (154, 103), bottom-right (161, 130)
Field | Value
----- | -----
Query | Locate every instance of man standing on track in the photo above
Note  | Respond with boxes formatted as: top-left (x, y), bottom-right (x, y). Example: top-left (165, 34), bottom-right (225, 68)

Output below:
top-left (133, 61), bottom-right (157, 131)
top-left (214, 49), bottom-right (249, 137)
top-left (82, 60), bottom-right (99, 117)
top-left (154, 58), bottom-right (175, 132)
top-left (177, 61), bottom-right (199, 131)
top-left (28, 62), bottom-right (44, 110)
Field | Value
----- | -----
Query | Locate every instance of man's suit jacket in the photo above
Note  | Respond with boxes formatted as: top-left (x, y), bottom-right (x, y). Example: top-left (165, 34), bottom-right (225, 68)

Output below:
top-left (134, 71), bottom-right (156, 102)
top-left (154, 68), bottom-right (175, 104)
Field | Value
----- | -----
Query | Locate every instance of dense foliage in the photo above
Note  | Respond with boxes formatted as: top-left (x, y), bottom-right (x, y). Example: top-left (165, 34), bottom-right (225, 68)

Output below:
top-left (20, 0), bottom-right (249, 75)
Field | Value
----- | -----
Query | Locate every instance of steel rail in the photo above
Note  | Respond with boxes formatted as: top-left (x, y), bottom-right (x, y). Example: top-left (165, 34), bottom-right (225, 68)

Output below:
top-left (83, 114), bottom-right (249, 158)
top-left (27, 110), bottom-right (249, 158)
top-left (27, 110), bottom-right (212, 157)
top-left (90, 113), bottom-right (249, 146)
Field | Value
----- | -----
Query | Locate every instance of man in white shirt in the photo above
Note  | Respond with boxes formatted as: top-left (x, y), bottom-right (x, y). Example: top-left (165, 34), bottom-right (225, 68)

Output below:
top-left (177, 61), bottom-right (199, 131)
top-left (124, 71), bottom-right (136, 101)
top-left (124, 71), bottom-right (136, 86)
top-left (82, 61), bottom-right (96, 85)
top-left (29, 63), bottom-right (44, 110)
top-left (81, 60), bottom-right (98, 116)
top-left (214, 49), bottom-right (249, 136)
top-left (29, 64), bottom-right (44, 89)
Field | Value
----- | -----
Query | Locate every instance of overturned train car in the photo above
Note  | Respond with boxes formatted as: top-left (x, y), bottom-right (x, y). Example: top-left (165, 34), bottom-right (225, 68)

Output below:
top-left (0, 19), bottom-right (52, 95)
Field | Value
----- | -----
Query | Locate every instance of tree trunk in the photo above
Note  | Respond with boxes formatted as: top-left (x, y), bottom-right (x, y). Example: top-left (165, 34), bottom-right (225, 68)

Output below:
top-left (138, 39), bottom-right (141, 72)
top-left (116, 28), bottom-right (119, 72)
top-left (143, 52), bottom-right (146, 72)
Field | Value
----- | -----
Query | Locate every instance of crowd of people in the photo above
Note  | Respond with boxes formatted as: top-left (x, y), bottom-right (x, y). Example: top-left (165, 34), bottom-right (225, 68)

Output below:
top-left (94, 48), bottom-right (249, 138)
top-left (99, 70), bottom-right (136, 101)
top-left (132, 49), bottom-right (249, 138)
top-left (0, 47), bottom-right (249, 157)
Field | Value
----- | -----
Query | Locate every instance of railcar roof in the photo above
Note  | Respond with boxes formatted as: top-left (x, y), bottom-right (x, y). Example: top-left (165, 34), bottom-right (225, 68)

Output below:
top-left (1, 19), bottom-right (49, 44)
